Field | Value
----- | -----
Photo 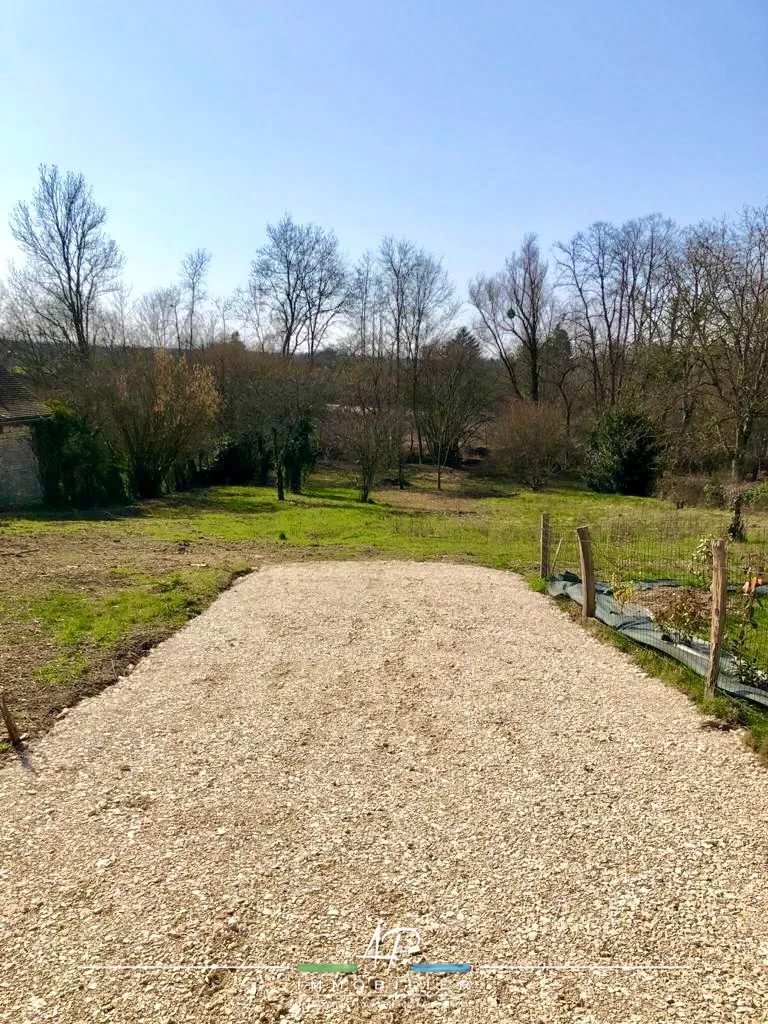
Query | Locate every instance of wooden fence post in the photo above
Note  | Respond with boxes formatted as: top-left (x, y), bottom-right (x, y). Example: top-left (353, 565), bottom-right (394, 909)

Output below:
top-left (576, 526), bottom-right (596, 622)
top-left (539, 513), bottom-right (551, 578)
top-left (0, 692), bottom-right (22, 747)
top-left (706, 538), bottom-right (727, 698)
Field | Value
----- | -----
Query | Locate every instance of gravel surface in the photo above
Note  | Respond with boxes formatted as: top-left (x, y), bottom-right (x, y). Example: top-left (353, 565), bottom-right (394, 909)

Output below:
top-left (1, 560), bottom-right (767, 1024)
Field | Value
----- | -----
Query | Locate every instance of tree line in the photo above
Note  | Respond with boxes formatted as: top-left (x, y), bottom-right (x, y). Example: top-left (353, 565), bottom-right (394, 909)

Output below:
top-left (2, 163), bottom-right (767, 507)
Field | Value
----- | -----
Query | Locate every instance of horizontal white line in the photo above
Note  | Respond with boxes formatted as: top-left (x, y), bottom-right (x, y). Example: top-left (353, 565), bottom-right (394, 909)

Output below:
top-left (477, 965), bottom-right (691, 971)
top-left (81, 964), bottom-right (290, 971)
top-left (82, 963), bottom-right (693, 973)
top-left (299, 993), bottom-right (435, 999)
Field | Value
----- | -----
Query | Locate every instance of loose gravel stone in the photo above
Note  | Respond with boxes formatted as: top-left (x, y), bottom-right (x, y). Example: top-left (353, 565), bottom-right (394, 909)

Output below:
top-left (1, 561), bottom-right (767, 1023)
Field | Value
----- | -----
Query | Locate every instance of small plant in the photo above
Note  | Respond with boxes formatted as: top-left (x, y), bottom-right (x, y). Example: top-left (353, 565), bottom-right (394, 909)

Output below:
top-left (726, 626), bottom-right (765, 690)
top-left (609, 573), bottom-right (635, 607)
top-left (726, 559), bottom-right (768, 691)
top-left (690, 534), bottom-right (718, 586)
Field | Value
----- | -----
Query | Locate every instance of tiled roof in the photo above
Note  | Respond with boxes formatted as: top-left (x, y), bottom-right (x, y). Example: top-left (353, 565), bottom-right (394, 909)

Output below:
top-left (0, 367), bottom-right (49, 423)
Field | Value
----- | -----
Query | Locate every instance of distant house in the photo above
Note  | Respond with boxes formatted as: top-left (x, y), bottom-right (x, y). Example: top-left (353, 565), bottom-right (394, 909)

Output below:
top-left (0, 368), bottom-right (49, 507)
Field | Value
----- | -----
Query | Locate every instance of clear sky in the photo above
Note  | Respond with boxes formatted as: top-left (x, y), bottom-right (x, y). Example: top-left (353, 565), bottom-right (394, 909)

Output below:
top-left (1, 0), bottom-right (766, 301)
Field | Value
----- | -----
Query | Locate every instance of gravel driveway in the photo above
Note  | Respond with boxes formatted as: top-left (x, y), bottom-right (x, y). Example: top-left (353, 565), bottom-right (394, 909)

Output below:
top-left (1, 561), bottom-right (767, 1023)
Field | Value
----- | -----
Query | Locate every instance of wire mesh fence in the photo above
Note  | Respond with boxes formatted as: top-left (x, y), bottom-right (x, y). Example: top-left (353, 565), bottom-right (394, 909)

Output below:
top-left (543, 508), bottom-right (768, 705)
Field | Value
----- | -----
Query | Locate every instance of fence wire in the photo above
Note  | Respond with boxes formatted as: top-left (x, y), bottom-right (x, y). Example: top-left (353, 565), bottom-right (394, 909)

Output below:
top-left (544, 509), bottom-right (768, 702)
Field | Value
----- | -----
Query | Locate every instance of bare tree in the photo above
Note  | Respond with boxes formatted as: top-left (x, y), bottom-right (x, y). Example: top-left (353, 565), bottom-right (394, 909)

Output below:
top-left (555, 223), bottom-right (616, 412)
top-left (404, 249), bottom-right (459, 459)
top-left (468, 273), bottom-right (524, 397)
top-left (302, 228), bottom-right (349, 361)
top-left (375, 239), bottom-right (457, 459)
top-left (98, 281), bottom-right (133, 349)
top-left (635, 240), bottom-right (706, 464)
top-left (554, 215), bottom-right (676, 413)
top-left (212, 294), bottom-right (234, 338)
top-left (684, 207), bottom-right (768, 477)
top-left (378, 237), bottom-right (416, 378)
top-left (178, 248), bottom-right (211, 349)
top-left (326, 355), bottom-right (401, 501)
top-left (249, 215), bottom-right (347, 358)
top-left (419, 327), bottom-right (493, 489)
top-left (8, 164), bottom-right (123, 358)
top-left (469, 235), bottom-right (552, 403)
top-left (135, 286), bottom-right (182, 348)
top-left (541, 326), bottom-right (580, 436)
top-left (348, 252), bottom-right (387, 358)
top-left (231, 282), bottom-right (270, 350)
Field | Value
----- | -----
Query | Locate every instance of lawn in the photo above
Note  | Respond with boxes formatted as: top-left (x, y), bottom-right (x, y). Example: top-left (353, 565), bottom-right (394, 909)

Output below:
top-left (2, 464), bottom-right (767, 754)
top-left (0, 469), bottom-right (666, 567)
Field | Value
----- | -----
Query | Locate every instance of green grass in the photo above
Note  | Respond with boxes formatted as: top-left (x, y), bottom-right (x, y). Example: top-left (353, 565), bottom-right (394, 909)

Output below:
top-left (26, 568), bottom-right (232, 648)
top-left (3, 467), bottom-right (768, 756)
top-left (0, 475), bottom-right (702, 570)
top-left (15, 566), bottom-right (245, 686)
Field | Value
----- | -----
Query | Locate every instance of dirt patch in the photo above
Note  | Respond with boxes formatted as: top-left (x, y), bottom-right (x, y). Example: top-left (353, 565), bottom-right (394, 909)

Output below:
top-left (1, 627), bottom-right (175, 744)
top-left (0, 533), bottom-right (262, 747)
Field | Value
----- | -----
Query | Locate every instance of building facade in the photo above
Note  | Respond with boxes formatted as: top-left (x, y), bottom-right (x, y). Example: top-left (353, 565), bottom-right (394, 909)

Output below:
top-left (0, 368), bottom-right (48, 507)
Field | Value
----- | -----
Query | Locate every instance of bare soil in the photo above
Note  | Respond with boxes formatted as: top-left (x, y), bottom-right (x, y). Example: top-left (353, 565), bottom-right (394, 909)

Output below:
top-left (0, 533), bottom-right (349, 745)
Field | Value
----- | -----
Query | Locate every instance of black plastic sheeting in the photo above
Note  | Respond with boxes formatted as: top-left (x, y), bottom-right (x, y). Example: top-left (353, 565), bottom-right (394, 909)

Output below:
top-left (548, 572), bottom-right (768, 710)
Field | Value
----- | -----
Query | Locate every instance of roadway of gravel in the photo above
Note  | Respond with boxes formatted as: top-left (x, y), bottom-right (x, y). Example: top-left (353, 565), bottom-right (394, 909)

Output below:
top-left (1, 560), bottom-right (767, 1024)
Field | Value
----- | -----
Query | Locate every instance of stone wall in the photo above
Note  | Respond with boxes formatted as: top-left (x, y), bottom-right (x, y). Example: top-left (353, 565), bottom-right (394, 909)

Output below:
top-left (0, 424), bottom-right (42, 507)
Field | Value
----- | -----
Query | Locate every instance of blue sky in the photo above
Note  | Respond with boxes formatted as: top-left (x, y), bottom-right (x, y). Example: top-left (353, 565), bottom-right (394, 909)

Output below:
top-left (1, 0), bottom-right (766, 301)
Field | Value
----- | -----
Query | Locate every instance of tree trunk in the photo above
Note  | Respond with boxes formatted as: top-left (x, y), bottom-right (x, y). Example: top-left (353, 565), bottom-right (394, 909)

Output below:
top-left (530, 348), bottom-right (539, 403)
top-left (273, 428), bottom-right (285, 501)
top-left (75, 320), bottom-right (90, 358)
top-left (411, 369), bottom-right (423, 463)
top-left (731, 420), bottom-right (751, 480)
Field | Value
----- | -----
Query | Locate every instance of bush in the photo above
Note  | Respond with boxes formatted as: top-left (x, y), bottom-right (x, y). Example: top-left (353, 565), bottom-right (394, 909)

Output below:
top-left (323, 405), bottom-right (401, 502)
top-left (585, 412), bottom-right (661, 496)
top-left (30, 402), bottom-right (125, 508)
top-left (87, 350), bottom-right (220, 499)
top-left (657, 475), bottom-right (725, 509)
top-left (489, 401), bottom-right (569, 490)
top-left (208, 433), bottom-right (272, 486)
top-left (738, 482), bottom-right (768, 512)
top-left (703, 480), bottom-right (727, 508)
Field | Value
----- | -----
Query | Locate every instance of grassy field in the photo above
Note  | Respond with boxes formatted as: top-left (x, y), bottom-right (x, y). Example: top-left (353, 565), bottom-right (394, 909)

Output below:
top-left (2, 464), bottom-right (767, 756)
